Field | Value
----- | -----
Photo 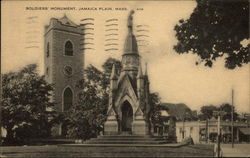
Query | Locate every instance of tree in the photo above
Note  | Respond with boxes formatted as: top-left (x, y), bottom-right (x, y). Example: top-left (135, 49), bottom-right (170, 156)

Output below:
top-left (174, 0), bottom-right (249, 69)
top-left (2, 64), bottom-right (56, 145)
top-left (63, 78), bottom-right (107, 139)
top-left (219, 103), bottom-right (239, 121)
top-left (198, 105), bottom-right (218, 120)
top-left (102, 57), bottom-right (122, 75)
top-left (150, 92), bottom-right (162, 126)
top-left (62, 57), bottom-right (121, 139)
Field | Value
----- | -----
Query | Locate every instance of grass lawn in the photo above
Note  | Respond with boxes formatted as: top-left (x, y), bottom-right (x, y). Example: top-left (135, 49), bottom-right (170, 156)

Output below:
top-left (0, 144), bottom-right (214, 157)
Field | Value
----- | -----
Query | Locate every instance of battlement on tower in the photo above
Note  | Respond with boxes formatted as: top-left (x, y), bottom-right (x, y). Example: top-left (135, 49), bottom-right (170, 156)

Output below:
top-left (44, 15), bottom-right (82, 36)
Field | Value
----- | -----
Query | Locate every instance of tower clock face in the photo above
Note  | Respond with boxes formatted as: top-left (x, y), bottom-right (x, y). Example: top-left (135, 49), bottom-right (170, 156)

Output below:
top-left (64, 66), bottom-right (73, 76)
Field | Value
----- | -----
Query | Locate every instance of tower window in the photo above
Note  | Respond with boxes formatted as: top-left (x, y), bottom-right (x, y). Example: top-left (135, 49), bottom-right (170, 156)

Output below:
top-left (64, 41), bottom-right (73, 56)
top-left (63, 87), bottom-right (73, 111)
top-left (47, 42), bottom-right (50, 57)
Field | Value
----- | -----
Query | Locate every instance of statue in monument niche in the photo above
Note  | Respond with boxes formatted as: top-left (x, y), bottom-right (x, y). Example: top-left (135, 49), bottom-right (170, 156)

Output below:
top-left (104, 10), bottom-right (152, 135)
top-left (127, 10), bottom-right (135, 31)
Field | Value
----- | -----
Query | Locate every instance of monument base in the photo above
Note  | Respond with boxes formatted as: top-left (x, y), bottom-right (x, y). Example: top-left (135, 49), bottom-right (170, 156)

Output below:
top-left (104, 120), bottom-right (119, 135)
top-left (132, 120), bottom-right (147, 135)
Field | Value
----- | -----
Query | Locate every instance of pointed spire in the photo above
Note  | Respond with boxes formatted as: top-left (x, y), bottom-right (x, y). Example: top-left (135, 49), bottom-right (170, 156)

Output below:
top-left (137, 63), bottom-right (143, 78)
top-left (123, 10), bottom-right (138, 54)
top-left (111, 64), bottom-right (117, 80)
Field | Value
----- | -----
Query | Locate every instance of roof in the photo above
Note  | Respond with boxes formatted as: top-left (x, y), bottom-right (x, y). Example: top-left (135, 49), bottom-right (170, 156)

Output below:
top-left (123, 33), bottom-right (138, 54)
top-left (58, 14), bottom-right (78, 27)
top-left (161, 103), bottom-right (194, 120)
top-left (239, 128), bottom-right (250, 135)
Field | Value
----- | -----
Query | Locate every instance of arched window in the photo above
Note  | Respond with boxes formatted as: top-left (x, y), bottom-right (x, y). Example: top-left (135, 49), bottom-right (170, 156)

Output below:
top-left (46, 42), bottom-right (50, 57)
top-left (63, 87), bottom-right (73, 111)
top-left (64, 41), bottom-right (73, 56)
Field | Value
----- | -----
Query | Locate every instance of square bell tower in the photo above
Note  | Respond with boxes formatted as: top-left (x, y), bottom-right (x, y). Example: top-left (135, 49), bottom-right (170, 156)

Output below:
top-left (44, 15), bottom-right (84, 136)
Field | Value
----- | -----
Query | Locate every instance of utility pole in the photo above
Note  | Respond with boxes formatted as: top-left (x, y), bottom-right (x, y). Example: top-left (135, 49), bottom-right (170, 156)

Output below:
top-left (217, 115), bottom-right (221, 157)
top-left (213, 110), bottom-right (226, 157)
top-left (206, 118), bottom-right (209, 143)
top-left (231, 89), bottom-right (234, 148)
top-left (182, 110), bottom-right (187, 140)
top-left (182, 113), bottom-right (185, 140)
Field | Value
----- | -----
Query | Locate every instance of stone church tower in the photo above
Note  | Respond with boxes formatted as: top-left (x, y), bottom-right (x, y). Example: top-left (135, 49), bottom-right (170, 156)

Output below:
top-left (44, 15), bottom-right (84, 135)
top-left (104, 10), bottom-right (152, 135)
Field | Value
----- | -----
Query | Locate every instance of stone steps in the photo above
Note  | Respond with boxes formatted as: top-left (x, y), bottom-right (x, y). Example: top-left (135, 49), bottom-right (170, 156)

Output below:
top-left (84, 135), bottom-right (169, 145)
top-left (90, 138), bottom-right (164, 141)
top-left (84, 140), bottom-right (167, 144)
top-left (98, 135), bottom-right (159, 138)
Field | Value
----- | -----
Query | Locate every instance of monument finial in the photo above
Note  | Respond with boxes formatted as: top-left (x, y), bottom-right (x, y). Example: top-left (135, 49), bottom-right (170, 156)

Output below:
top-left (127, 10), bottom-right (135, 32)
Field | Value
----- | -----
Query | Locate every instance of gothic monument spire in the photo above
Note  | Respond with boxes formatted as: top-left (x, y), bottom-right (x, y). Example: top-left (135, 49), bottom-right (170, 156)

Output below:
top-left (122, 10), bottom-right (140, 79)
top-left (104, 10), bottom-right (152, 135)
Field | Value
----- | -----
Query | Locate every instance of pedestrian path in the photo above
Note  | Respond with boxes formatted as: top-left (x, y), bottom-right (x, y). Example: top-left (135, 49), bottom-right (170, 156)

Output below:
top-left (221, 144), bottom-right (250, 157)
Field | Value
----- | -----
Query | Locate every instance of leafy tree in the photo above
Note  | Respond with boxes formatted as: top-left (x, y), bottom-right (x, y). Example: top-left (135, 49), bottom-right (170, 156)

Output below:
top-left (63, 78), bottom-right (107, 139)
top-left (1, 64), bottom-right (56, 145)
top-left (183, 108), bottom-right (198, 121)
top-left (150, 92), bottom-right (168, 126)
top-left (62, 57), bottom-right (121, 139)
top-left (219, 103), bottom-right (238, 121)
top-left (198, 105), bottom-right (218, 120)
top-left (174, 0), bottom-right (249, 69)
top-left (102, 57), bottom-right (122, 75)
top-left (198, 103), bottom-right (239, 121)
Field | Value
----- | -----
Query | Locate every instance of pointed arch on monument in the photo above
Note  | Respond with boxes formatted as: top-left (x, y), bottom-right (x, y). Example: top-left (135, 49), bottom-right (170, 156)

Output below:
top-left (120, 100), bottom-right (133, 132)
top-left (118, 94), bottom-right (137, 115)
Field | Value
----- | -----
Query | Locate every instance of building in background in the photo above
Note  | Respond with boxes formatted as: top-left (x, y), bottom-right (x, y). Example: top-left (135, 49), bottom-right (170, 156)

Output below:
top-left (44, 15), bottom-right (84, 136)
top-left (176, 118), bottom-right (250, 144)
top-left (151, 110), bottom-right (176, 142)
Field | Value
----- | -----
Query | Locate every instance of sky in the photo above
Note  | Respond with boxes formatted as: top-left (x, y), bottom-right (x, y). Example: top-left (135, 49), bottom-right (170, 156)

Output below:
top-left (2, 1), bottom-right (250, 113)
